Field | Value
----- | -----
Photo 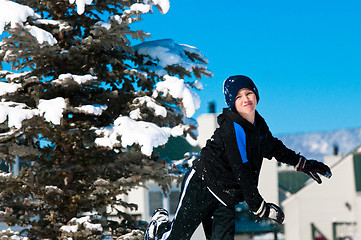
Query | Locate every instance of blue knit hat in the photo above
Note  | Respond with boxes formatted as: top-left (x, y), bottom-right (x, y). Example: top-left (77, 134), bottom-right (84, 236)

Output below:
top-left (223, 75), bottom-right (260, 110)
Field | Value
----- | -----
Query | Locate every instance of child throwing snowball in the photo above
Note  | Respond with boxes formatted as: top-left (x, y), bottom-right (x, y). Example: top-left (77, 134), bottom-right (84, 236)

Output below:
top-left (144, 75), bottom-right (332, 240)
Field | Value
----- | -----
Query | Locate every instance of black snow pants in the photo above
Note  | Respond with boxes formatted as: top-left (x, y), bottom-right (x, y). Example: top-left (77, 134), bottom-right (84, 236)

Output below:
top-left (160, 169), bottom-right (235, 240)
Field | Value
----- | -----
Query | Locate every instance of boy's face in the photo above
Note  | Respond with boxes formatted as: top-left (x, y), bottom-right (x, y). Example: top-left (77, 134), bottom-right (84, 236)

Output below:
top-left (234, 88), bottom-right (257, 117)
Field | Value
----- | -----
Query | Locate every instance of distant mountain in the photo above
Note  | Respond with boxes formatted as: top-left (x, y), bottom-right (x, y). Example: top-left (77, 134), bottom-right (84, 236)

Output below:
top-left (276, 127), bottom-right (361, 160)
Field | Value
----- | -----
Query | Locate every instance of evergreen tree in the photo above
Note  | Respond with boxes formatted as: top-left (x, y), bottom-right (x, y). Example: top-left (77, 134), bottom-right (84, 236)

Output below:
top-left (0, 0), bottom-right (211, 239)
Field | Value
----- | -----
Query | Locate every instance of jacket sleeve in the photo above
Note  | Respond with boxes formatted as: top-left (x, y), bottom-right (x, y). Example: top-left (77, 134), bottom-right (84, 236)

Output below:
top-left (221, 121), bottom-right (264, 212)
top-left (262, 123), bottom-right (300, 166)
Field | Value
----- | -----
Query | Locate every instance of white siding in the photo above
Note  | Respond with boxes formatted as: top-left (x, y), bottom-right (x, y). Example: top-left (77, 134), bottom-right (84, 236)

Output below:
top-left (196, 113), bottom-right (218, 148)
top-left (283, 151), bottom-right (358, 240)
top-left (259, 158), bottom-right (279, 205)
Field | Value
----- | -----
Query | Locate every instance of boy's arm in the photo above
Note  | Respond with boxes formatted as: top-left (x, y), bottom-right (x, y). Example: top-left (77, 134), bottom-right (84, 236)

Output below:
top-left (262, 126), bottom-right (332, 183)
top-left (262, 128), bottom-right (300, 166)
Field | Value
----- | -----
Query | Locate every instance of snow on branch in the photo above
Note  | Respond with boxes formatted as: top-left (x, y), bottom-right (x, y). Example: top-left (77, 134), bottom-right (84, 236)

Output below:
top-left (68, 0), bottom-right (93, 15)
top-left (95, 116), bottom-right (186, 156)
top-left (0, 0), bottom-right (58, 45)
top-left (1, 71), bottom-right (31, 82)
top-left (153, 75), bottom-right (200, 118)
top-left (126, 3), bottom-right (152, 14)
top-left (0, 101), bottom-right (39, 128)
top-left (34, 19), bottom-right (72, 32)
top-left (130, 96), bottom-right (167, 119)
top-left (0, 81), bottom-right (21, 95)
top-left (134, 39), bottom-right (208, 77)
top-left (0, 229), bottom-right (27, 239)
top-left (0, 97), bottom-right (66, 128)
top-left (0, 72), bottom-right (106, 129)
top-left (38, 98), bottom-right (67, 125)
top-left (124, 0), bottom-right (170, 15)
top-left (26, 25), bottom-right (57, 46)
top-left (152, 0), bottom-right (170, 14)
top-left (0, 172), bottom-right (11, 179)
top-left (75, 104), bottom-right (108, 116)
top-left (52, 73), bottom-right (97, 85)
top-left (0, 0), bottom-right (39, 34)
top-left (60, 215), bottom-right (102, 235)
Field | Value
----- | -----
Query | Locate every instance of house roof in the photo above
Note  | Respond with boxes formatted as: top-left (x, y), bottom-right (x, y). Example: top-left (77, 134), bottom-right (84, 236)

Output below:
top-left (155, 136), bottom-right (200, 160)
top-left (282, 145), bottom-right (361, 206)
top-left (278, 170), bottom-right (310, 194)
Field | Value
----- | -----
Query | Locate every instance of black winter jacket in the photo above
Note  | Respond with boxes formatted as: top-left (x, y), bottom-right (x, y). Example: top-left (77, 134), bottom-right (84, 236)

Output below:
top-left (193, 108), bottom-right (301, 212)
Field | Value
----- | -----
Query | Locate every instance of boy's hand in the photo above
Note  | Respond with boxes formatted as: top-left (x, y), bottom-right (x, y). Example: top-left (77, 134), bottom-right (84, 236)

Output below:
top-left (295, 157), bottom-right (332, 183)
top-left (253, 201), bottom-right (284, 224)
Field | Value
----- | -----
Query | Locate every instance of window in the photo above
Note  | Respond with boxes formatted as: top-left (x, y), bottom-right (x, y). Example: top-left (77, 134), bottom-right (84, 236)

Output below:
top-left (149, 191), bottom-right (163, 215)
top-left (148, 189), bottom-right (181, 217)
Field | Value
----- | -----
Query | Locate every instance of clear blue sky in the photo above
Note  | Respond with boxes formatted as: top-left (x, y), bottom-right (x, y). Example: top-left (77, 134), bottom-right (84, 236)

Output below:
top-left (136, 0), bottom-right (361, 135)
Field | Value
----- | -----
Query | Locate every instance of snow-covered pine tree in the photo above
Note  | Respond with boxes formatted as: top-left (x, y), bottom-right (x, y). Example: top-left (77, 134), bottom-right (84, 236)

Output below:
top-left (0, 0), bottom-right (211, 239)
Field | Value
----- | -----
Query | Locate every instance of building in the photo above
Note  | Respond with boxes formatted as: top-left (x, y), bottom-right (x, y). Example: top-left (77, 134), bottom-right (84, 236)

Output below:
top-left (283, 146), bottom-right (361, 240)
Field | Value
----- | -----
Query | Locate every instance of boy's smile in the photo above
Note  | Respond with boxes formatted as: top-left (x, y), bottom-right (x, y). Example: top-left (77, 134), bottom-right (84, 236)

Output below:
top-left (234, 88), bottom-right (257, 123)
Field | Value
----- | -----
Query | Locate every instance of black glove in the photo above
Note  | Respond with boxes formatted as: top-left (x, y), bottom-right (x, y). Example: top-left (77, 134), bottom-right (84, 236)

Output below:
top-left (295, 156), bottom-right (332, 184)
top-left (253, 201), bottom-right (284, 224)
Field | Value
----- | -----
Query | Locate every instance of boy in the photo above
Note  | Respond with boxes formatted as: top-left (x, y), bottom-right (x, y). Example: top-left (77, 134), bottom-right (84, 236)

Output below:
top-left (144, 75), bottom-right (332, 240)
